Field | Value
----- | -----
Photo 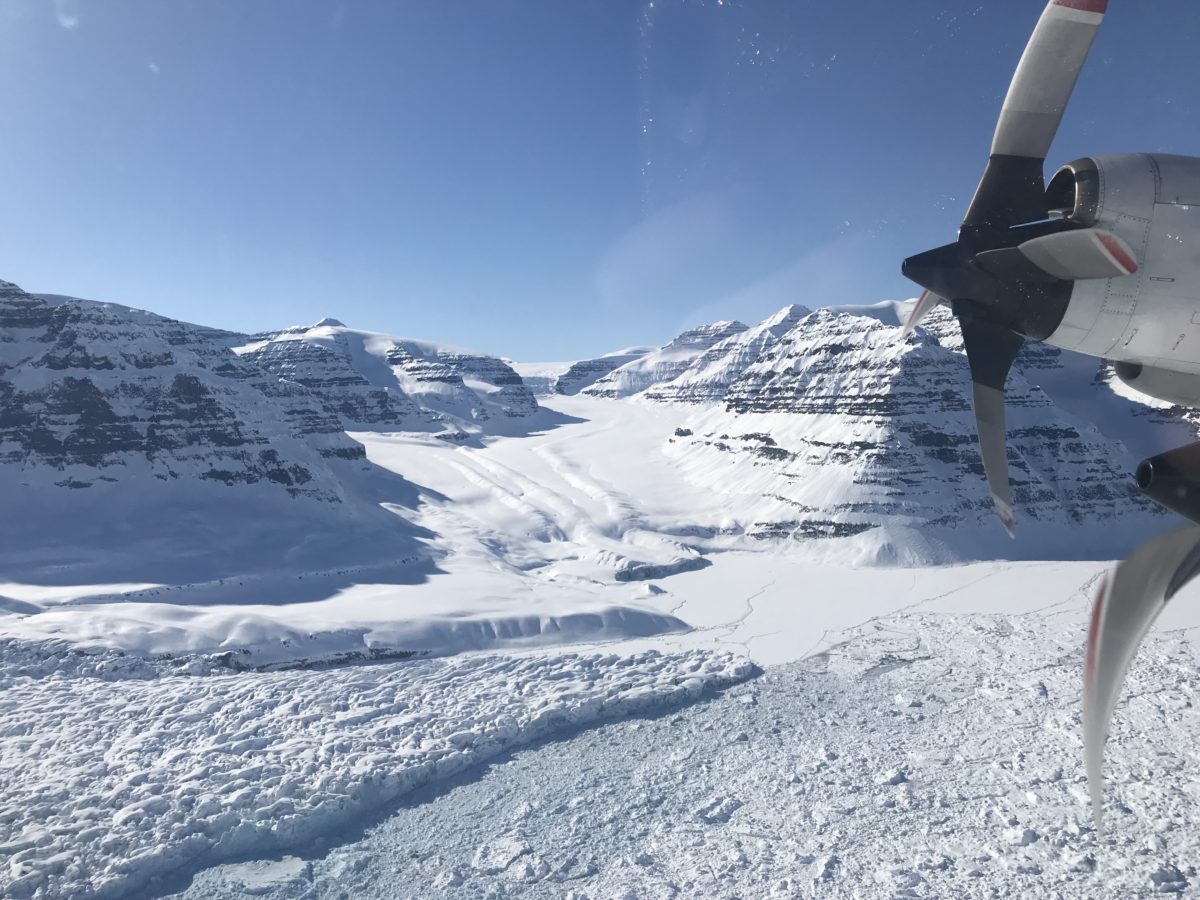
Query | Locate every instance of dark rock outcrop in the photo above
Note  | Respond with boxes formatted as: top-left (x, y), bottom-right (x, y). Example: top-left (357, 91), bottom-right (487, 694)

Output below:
top-left (556, 347), bottom-right (655, 396)
top-left (238, 324), bottom-right (538, 432)
top-left (0, 282), bottom-right (362, 497)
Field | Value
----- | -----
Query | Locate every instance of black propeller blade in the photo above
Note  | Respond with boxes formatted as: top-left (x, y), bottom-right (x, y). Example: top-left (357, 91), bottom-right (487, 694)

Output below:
top-left (958, 313), bottom-right (1025, 535)
top-left (900, 0), bottom-right (1110, 537)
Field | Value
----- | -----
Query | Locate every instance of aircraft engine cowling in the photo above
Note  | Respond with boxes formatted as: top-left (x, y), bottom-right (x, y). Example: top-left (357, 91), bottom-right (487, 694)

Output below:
top-left (1048, 152), bottom-right (1200, 226)
top-left (1046, 153), bottom-right (1200, 363)
top-left (1045, 157), bottom-right (1104, 227)
top-left (1114, 361), bottom-right (1200, 407)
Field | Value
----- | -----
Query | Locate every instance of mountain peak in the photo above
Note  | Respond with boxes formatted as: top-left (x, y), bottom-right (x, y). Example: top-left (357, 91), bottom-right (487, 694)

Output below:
top-left (641, 306), bottom-right (812, 405)
top-left (584, 321), bottom-right (750, 398)
top-left (663, 321), bottom-right (748, 352)
top-left (763, 304), bottom-right (810, 325)
top-left (313, 317), bottom-right (346, 328)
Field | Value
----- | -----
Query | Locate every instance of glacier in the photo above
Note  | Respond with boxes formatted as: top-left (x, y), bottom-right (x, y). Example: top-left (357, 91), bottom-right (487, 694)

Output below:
top-left (4, 280), bottom-right (1200, 898)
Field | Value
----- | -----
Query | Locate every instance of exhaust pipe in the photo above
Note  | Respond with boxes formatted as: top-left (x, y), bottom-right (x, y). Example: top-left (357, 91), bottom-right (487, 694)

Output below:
top-left (1137, 442), bottom-right (1200, 525)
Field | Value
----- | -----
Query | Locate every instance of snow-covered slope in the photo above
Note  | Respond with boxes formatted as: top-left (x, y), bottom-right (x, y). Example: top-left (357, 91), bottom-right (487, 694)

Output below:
top-left (0, 282), bottom-right (440, 585)
top-left (662, 306), bottom-right (1185, 562)
top-left (0, 283), bottom-right (696, 663)
top-left (645, 304), bottom-right (811, 404)
top-left (584, 322), bottom-right (748, 398)
top-left (825, 298), bottom-right (916, 326)
top-left (554, 345), bottom-right (656, 396)
top-left (235, 321), bottom-right (539, 436)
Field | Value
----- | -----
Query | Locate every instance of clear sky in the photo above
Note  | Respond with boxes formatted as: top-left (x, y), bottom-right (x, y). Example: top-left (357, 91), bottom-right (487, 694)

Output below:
top-left (1, 0), bottom-right (1198, 359)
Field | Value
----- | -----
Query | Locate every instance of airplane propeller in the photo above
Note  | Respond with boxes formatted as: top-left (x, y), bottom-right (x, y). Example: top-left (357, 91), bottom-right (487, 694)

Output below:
top-left (1082, 528), bottom-right (1200, 833)
top-left (903, 0), bottom-right (1200, 835)
top-left (900, 0), bottom-right (1126, 535)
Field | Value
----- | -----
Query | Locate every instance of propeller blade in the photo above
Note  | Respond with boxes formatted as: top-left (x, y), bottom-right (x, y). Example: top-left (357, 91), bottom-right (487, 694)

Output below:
top-left (963, 0), bottom-right (1108, 230)
top-left (1018, 228), bottom-right (1139, 281)
top-left (1084, 526), bottom-right (1200, 833)
top-left (902, 290), bottom-right (945, 336)
top-left (993, 0), bottom-right (1107, 160)
top-left (958, 314), bottom-right (1025, 536)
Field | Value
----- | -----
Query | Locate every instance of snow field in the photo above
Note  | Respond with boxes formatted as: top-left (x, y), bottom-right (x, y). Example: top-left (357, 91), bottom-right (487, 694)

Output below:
top-left (176, 607), bottom-right (1200, 899)
top-left (0, 649), bottom-right (754, 898)
top-left (0, 396), bottom-right (726, 663)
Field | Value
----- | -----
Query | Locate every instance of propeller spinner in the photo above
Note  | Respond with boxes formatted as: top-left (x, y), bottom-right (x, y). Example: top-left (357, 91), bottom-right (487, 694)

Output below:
top-left (900, 0), bottom-right (1131, 535)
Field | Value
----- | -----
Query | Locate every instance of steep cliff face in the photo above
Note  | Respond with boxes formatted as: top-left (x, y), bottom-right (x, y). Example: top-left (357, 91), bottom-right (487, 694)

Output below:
top-left (584, 322), bottom-right (749, 398)
top-left (236, 329), bottom-right (430, 430)
top-left (555, 347), bottom-right (655, 396)
top-left (0, 283), bottom-right (362, 496)
top-left (236, 323), bottom-right (539, 434)
top-left (663, 306), bottom-right (1185, 562)
top-left (410, 344), bottom-right (538, 420)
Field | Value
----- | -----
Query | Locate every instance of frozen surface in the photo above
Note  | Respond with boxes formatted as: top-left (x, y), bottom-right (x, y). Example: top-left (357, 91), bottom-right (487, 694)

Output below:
top-left (8, 293), bottom-right (1200, 899)
top-left (5, 387), bottom-right (1198, 663)
top-left (6, 293), bottom-right (1194, 660)
top-left (0, 647), bottom-right (753, 898)
top-left (169, 605), bottom-right (1200, 900)
top-left (0, 396), bottom-right (719, 663)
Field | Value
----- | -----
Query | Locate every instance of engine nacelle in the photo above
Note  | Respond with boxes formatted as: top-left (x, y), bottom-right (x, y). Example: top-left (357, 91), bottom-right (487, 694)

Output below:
top-left (1114, 361), bottom-right (1200, 406)
top-left (1045, 153), bottom-right (1200, 369)
top-left (1046, 152), bottom-right (1200, 229)
top-left (1137, 442), bottom-right (1200, 526)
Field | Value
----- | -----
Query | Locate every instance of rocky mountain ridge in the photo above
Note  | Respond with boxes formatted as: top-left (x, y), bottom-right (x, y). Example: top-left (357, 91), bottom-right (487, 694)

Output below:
top-left (235, 323), bottom-right (539, 436)
top-left (6, 276), bottom-right (1192, 568)
top-left (583, 321), bottom-right (749, 398)
top-left (554, 346), bottom-right (655, 396)
top-left (0, 283), bottom-right (362, 499)
top-left (644, 304), bottom-right (811, 405)
top-left (654, 305), bottom-right (1190, 561)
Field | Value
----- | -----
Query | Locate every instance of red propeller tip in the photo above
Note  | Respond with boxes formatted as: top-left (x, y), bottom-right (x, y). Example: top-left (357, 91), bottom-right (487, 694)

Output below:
top-left (1053, 0), bottom-right (1107, 12)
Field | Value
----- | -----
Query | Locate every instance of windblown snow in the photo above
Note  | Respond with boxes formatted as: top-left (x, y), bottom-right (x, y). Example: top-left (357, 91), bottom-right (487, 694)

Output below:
top-left (4, 280), bottom-right (1200, 898)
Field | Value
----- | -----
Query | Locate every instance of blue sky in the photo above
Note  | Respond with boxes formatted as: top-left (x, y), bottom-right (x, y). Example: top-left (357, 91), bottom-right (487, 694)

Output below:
top-left (1, 0), bottom-right (1198, 359)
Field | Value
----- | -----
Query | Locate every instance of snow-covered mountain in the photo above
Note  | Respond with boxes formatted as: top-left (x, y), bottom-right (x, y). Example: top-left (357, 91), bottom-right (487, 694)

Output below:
top-left (644, 304), bottom-right (811, 404)
top-left (8, 275), bottom-right (1190, 572)
top-left (658, 305), bottom-right (1189, 562)
top-left (554, 345), bottom-right (656, 396)
top-left (515, 299), bottom-right (1186, 561)
top-left (0, 282), bottom-right (428, 584)
top-left (583, 322), bottom-right (748, 398)
top-left (236, 320), bottom-right (539, 436)
top-left (8, 283), bottom-right (1200, 900)
top-left (0, 283), bottom-right (365, 494)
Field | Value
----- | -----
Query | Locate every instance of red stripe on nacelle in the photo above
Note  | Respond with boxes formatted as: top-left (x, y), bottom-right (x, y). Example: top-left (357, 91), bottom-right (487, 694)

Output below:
top-left (1054, 0), bottom-right (1107, 12)
top-left (1097, 232), bottom-right (1138, 275)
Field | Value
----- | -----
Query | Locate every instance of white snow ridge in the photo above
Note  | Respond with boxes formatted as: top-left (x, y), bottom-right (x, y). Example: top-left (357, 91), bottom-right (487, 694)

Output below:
top-left (5, 280), bottom-right (1200, 898)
